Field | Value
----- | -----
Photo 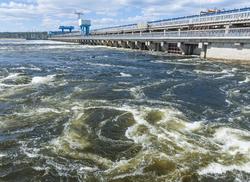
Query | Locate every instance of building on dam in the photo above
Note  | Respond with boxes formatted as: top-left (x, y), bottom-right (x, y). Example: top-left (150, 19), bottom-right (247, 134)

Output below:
top-left (50, 7), bottom-right (250, 62)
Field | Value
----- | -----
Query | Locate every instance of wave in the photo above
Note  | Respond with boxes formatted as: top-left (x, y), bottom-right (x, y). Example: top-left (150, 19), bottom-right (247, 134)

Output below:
top-left (11, 66), bottom-right (42, 71)
top-left (242, 106), bottom-right (250, 114)
top-left (0, 73), bottom-right (20, 81)
top-left (129, 80), bottom-right (166, 99)
top-left (152, 60), bottom-right (200, 66)
top-left (239, 76), bottom-right (250, 84)
top-left (19, 140), bottom-right (41, 159)
top-left (84, 62), bottom-right (127, 68)
top-left (213, 127), bottom-right (250, 155)
top-left (47, 104), bottom-right (250, 180)
top-left (194, 68), bottom-right (239, 81)
top-left (0, 73), bottom-right (56, 88)
top-left (31, 75), bottom-right (56, 84)
top-left (14, 108), bottom-right (62, 117)
top-left (129, 86), bottom-right (145, 99)
top-left (199, 162), bottom-right (250, 175)
top-left (117, 72), bottom-right (132, 77)
top-left (0, 153), bottom-right (7, 158)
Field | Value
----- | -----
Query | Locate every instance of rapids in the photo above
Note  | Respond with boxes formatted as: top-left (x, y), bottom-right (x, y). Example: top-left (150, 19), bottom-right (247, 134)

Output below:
top-left (0, 40), bottom-right (249, 182)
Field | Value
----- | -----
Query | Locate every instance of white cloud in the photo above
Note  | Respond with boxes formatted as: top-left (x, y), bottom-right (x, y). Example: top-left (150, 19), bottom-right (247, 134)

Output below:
top-left (0, 0), bottom-right (249, 31)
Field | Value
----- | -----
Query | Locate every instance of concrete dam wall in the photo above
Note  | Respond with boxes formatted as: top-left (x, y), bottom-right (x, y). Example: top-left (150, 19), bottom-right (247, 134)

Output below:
top-left (0, 32), bottom-right (48, 40)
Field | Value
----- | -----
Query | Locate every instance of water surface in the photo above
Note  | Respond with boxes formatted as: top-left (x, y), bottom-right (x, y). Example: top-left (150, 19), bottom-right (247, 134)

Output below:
top-left (0, 40), bottom-right (250, 182)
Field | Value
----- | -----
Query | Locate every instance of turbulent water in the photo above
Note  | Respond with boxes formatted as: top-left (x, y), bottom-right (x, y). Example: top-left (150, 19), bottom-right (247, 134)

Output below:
top-left (0, 39), bottom-right (250, 182)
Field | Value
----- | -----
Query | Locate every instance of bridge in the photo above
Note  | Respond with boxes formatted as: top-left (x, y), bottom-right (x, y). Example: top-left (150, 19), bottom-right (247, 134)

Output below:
top-left (50, 7), bottom-right (250, 61)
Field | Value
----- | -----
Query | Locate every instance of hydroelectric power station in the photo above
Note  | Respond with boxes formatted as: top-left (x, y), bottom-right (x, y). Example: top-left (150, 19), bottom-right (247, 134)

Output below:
top-left (50, 7), bottom-right (250, 62)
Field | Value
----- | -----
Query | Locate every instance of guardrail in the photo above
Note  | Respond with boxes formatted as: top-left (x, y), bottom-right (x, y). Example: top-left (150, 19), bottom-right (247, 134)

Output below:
top-left (149, 11), bottom-right (250, 28)
top-left (50, 28), bottom-right (250, 40)
top-left (49, 32), bottom-right (82, 37)
top-left (91, 8), bottom-right (250, 33)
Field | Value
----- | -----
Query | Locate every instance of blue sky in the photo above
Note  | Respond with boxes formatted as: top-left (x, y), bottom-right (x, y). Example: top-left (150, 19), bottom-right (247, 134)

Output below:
top-left (0, 0), bottom-right (249, 32)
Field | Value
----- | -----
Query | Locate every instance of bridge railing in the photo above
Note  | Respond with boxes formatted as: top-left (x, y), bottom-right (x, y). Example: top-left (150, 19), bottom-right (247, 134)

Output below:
top-left (92, 8), bottom-right (250, 33)
top-left (50, 32), bottom-right (82, 37)
top-left (88, 28), bottom-right (250, 38)
top-left (51, 28), bottom-right (250, 39)
top-left (150, 11), bottom-right (250, 28)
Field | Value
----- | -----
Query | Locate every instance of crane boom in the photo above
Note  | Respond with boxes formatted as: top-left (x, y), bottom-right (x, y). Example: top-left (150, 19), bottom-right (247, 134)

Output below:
top-left (74, 11), bottom-right (84, 19)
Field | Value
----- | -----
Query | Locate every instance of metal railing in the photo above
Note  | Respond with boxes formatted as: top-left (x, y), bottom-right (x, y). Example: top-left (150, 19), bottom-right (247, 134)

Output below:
top-left (91, 8), bottom-right (250, 34)
top-left (49, 32), bottom-right (82, 37)
top-left (51, 28), bottom-right (250, 39)
top-left (149, 11), bottom-right (250, 28)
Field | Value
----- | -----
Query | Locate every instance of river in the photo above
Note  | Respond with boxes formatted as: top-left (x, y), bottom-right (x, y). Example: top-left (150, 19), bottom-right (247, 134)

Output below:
top-left (0, 40), bottom-right (250, 182)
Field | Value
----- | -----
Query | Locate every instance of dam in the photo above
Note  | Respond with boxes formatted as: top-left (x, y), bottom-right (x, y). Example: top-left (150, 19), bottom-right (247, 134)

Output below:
top-left (50, 7), bottom-right (250, 62)
top-left (0, 32), bottom-right (48, 40)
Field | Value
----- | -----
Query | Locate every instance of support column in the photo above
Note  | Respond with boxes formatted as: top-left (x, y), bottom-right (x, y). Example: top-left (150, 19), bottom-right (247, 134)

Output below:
top-left (135, 41), bottom-right (147, 50)
top-left (155, 42), bottom-right (162, 51)
top-left (161, 42), bottom-right (169, 52)
top-left (146, 41), bottom-right (156, 51)
top-left (127, 41), bottom-right (136, 49)
top-left (118, 41), bottom-right (128, 48)
top-left (178, 28), bottom-right (181, 37)
top-left (97, 40), bottom-right (101, 45)
top-left (112, 41), bottom-right (120, 48)
top-left (104, 40), bottom-right (109, 46)
top-left (177, 42), bottom-right (187, 55)
top-left (107, 40), bottom-right (113, 47)
top-left (200, 42), bottom-right (209, 59)
top-left (101, 40), bottom-right (106, 45)
top-left (225, 24), bottom-right (231, 36)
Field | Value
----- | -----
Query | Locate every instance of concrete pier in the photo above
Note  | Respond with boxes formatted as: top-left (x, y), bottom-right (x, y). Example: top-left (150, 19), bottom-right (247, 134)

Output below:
top-left (51, 35), bottom-right (250, 61)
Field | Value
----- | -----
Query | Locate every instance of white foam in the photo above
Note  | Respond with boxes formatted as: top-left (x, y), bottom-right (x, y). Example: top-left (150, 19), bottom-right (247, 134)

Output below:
top-left (50, 104), bottom-right (250, 178)
top-left (0, 73), bottom-right (20, 81)
top-left (0, 153), bottom-right (6, 158)
top-left (194, 70), bottom-right (225, 75)
top-left (118, 72), bottom-right (132, 77)
top-left (239, 76), bottom-right (250, 84)
top-left (14, 107), bottom-right (63, 118)
top-left (213, 127), bottom-right (250, 155)
top-left (123, 106), bottom-right (196, 150)
top-left (129, 80), bottom-right (166, 99)
top-left (12, 66), bottom-right (41, 71)
top-left (242, 105), bottom-right (250, 114)
top-left (42, 45), bottom-right (80, 49)
top-left (152, 60), bottom-right (199, 66)
top-left (225, 99), bottom-right (233, 106)
top-left (215, 74), bottom-right (235, 79)
top-left (79, 166), bottom-right (99, 172)
top-left (33, 166), bottom-right (49, 171)
top-left (31, 74), bottom-right (55, 84)
top-left (199, 162), bottom-right (250, 175)
top-left (85, 62), bottom-right (127, 68)
top-left (184, 121), bottom-right (203, 131)
top-left (129, 86), bottom-right (145, 99)
top-left (20, 141), bottom-right (40, 158)
top-left (36, 108), bottom-right (61, 114)
top-left (194, 69), bottom-right (237, 80)
top-left (0, 83), bottom-right (13, 88)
